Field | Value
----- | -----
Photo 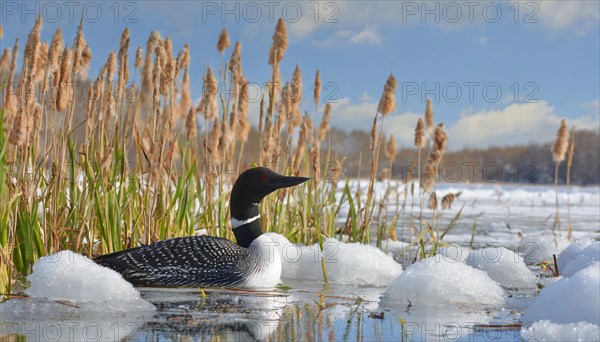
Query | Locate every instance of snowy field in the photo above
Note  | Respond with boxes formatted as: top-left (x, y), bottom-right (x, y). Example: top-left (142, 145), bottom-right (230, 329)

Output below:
top-left (1, 183), bottom-right (599, 341)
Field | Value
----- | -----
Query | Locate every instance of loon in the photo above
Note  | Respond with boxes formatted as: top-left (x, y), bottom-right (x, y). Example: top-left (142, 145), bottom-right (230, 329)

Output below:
top-left (95, 167), bottom-right (309, 288)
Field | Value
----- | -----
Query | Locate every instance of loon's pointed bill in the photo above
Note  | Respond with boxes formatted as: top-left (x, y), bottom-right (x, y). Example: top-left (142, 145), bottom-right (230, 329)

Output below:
top-left (95, 167), bottom-right (309, 288)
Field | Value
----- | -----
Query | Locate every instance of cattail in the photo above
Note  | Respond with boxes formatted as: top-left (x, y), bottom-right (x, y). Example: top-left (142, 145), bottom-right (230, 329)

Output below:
top-left (229, 42), bottom-right (243, 84)
top-left (238, 78), bottom-right (250, 141)
top-left (209, 118), bottom-right (221, 164)
top-left (278, 83), bottom-right (290, 127)
top-left (79, 44), bottom-right (92, 79)
top-left (118, 28), bottom-right (130, 97)
top-left (229, 102), bottom-right (239, 136)
top-left (290, 64), bottom-right (302, 112)
top-left (2, 39), bottom-right (18, 117)
top-left (141, 32), bottom-right (161, 103)
top-left (23, 15), bottom-right (41, 72)
top-left (221, 115), bottom-right (236, 155)
top-left (217, 28), bottom-right (230, 53)
top-left (385, 135), bottom-right (398, 161)
top-left (269, 18), bottom-right (288, 64)
top-left (421, 123), bottom-right (447, 192)
top-left (425, 98), bottom-right (434, 137)
top-left (23, 16), bottom-right (41, 111)
top-left (377, 74), bottom-right (397, 116)
top-left (203, 67), bottom-right (218, 120)
top-left (319, 103), bottom-right (331, 142)
top-left (0, 48), bottom-right (9, 74)
top-left (30, 103), bottom-right (42, 140)
top-left (35, 42), bottom-right (48, 82)
top-left (179, 68), bottom-right (192, 118)
top-left (552, 119), bottom-right (569, 162)
top-left (294, 114), bottom-right (312, 170)
top-left (161, 40), bottom-right (175, 96)
top-left (47, 28), bottom-right (63, 73)
top-left (151, 52), bottom-right (162, 114)
top-left (272, 65), bottom-right (282, 102)
top-left (105, 87), bottom-right (116, 123)
top-left (441, 193), bottom-right (455, 210)
top-left (428, 192), bottom-right (438, 210)
top-left (185, 107), bottom-right (197, 140)
top-left (106, 52), bottom-right (117, 86)
top-left (414, 118), bottom-right (427, 148)
top-left (56, 47), bottom-right (73, 112)
top-left (73, 19), bottom-right (88, 77)
top-left (310, 145), bottom-right (321, 184)
top-left (134, 46), bottom-right (143, 69)
top-left (314, 70), bottom-right (321, 106)
top-left (9, 107), bottom-right (27, 146)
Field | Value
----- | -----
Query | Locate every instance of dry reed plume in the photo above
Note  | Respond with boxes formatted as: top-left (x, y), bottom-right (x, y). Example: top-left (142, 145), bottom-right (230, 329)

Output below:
top-left (425, 98), bottom-right (434, 137)
top-left (552, 119), bottom-right (569, 233)
top-left (421, 123), bottom-right (447, 193)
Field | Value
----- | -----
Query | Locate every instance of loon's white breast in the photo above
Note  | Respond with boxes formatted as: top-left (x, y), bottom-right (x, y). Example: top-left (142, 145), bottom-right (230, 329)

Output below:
top-left (244, 234), bottom-right (282, 288)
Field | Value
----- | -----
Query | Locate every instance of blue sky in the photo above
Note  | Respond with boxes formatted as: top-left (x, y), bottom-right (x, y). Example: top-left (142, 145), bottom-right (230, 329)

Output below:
top-left (2, 0), bottom-right (599, 149)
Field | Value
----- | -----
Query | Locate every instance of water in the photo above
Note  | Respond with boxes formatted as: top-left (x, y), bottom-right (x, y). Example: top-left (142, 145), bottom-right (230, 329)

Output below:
top-left (1, 183), bottom-right (599, 341)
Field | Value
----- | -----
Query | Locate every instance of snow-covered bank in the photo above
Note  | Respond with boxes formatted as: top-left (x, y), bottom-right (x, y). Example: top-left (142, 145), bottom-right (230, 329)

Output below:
top-left (266, 233), bottom-right (402, 286)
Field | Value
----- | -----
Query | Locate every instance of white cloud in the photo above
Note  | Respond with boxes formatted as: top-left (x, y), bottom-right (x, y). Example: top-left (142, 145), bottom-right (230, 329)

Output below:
top-left (316, 26), bottom-right (382, 46)
top-left (533, 0), bottom-right (600, 35)
top-left (447, 101), bottom-right (599, 149)
top-left (328, 98), bottom-right (599, 151)
top-left (582, 99), bottom-right (600, 116)
top-left (346, 27), bottom-right (382, 45)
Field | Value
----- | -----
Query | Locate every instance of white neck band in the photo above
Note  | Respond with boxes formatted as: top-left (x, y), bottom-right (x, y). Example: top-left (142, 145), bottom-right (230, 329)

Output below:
top-left (231, 214), bottom-right (261, 229)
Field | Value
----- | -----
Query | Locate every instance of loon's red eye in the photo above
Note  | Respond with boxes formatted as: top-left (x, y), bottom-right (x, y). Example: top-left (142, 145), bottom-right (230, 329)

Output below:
top-left (258, 174), bottom-right (267, 182)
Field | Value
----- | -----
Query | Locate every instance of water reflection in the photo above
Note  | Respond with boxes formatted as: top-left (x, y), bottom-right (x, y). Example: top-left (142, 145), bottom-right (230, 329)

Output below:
top-left (1, 284), bottom-right (525, 341)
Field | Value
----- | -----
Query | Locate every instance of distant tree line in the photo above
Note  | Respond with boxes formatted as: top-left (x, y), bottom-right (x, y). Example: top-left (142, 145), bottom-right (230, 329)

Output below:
top-left (315, 128), bottom-right (600, 185)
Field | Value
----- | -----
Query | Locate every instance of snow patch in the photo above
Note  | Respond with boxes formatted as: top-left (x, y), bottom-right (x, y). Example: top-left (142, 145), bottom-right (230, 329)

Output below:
top-left (381, 257), bottom-right (505, 307)
top-left (522, 262), bottom-right (600, 324)
top-left (466, 247), bottom-right (537, 288)
top-left (558, 238), bottom-right (595, 271)
top-left (24, 250), bottom-right (155, 311)
top-left (266, 233), bottom-right (402, 286)
top-left (520, 235), bottom-right (570, 264)
top-left (562, 241), bottom-right (600, 277)
top-left (521, 320), bottom-right (600, 341)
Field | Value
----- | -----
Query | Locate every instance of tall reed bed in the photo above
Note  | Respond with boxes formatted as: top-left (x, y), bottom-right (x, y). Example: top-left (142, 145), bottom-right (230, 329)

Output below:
top-left (0, 18), bottom-right (413, 292)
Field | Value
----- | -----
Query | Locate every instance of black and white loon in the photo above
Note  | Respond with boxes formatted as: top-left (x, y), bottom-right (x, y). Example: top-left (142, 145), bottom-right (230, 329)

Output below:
top-left (95, 167), bottom-right (309, 288)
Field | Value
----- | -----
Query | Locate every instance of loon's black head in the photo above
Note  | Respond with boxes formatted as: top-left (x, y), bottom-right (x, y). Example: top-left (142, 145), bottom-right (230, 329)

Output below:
top-left (230, 167), bottom-right (309, 247)
top-left (230, 167), bottom-right (309, 219)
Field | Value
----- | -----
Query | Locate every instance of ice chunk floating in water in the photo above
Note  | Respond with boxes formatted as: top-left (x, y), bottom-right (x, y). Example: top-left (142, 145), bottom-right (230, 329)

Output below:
top-left (520, 235), bottom-right (570, 264)
top-left (521, 320), bottom-right (600, 342)
top-left (522, 262), bottom-right (600, 324)
top-left (466, 247), bottom-right (537, 288)
top-left (25, 250), bottom-right (155, 311)
top-left (382, 257), bottom-right (505, 307)
top-left (266, 233), bottom-right (402, 286)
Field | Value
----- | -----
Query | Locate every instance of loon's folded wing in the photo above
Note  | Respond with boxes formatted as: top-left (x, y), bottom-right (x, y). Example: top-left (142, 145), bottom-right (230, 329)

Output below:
top-left (95, 236), bottom-right (252, 287)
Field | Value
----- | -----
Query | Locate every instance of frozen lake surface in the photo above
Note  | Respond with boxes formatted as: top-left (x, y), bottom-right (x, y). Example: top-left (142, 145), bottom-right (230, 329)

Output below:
top-left (1, 183), bottom-right (599, 341)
